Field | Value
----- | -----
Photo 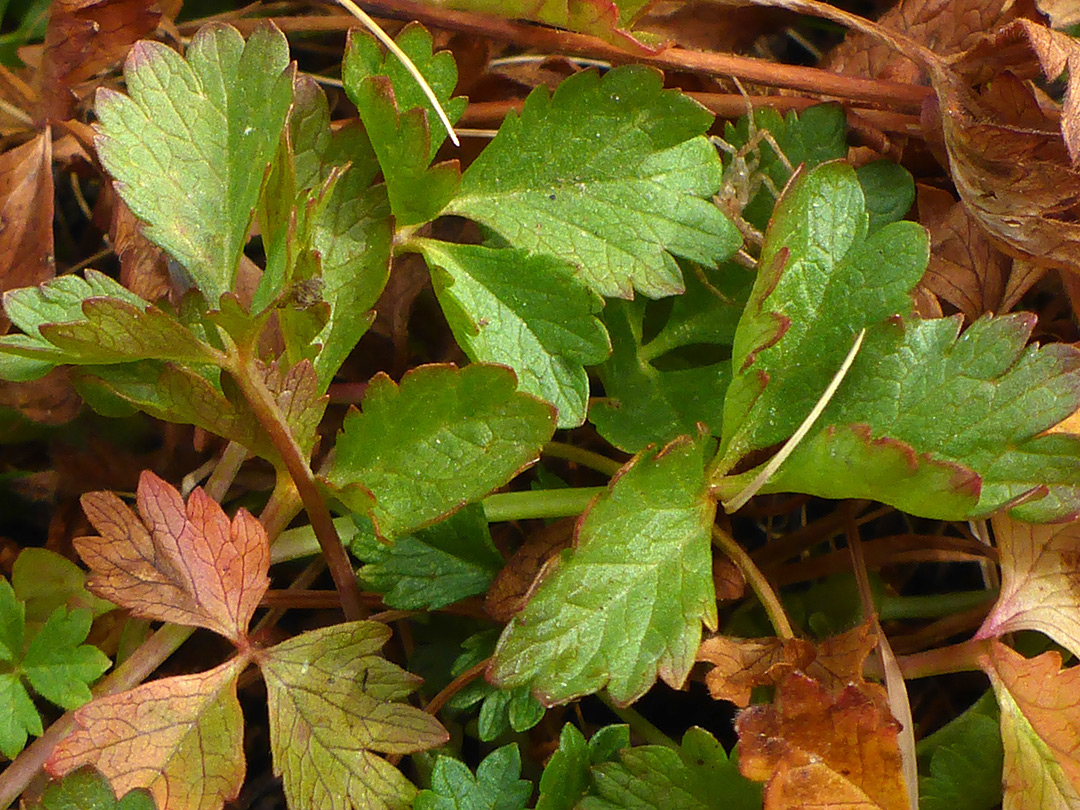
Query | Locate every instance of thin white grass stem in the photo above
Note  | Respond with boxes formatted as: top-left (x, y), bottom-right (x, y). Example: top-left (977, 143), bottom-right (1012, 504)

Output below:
top-left (332, 0), bottom-right (460, 146)
top-left (723, 328), bottom-right (867, 513)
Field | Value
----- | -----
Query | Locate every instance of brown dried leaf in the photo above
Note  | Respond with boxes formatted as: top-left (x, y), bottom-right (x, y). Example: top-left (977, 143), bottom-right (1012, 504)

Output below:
top-left (736, 673), bottom-right (907, 810)
top-left (977, 514), bottom-right (1080, 659)
top-left (46, 658), bottom-right (246, 810)
top-left (34, 0), bottom-right (161, 123)
top-left (0, 367), bottom-right (80, 426)
top-left (105, 189), bottom-right (172, 303)
top-left (979, 640), bottom-right (1080, 809)
top-left (1038, 0), bottom-right (1080, 28)
top-left (823, 0), bottom-right (1025, 84)
top-left (484, 517), bottom-right (573, 622)
top-left (916, 183), bottom-right (1008, 318)
top-left (697, 635), bottom-right (814, 707)
top-left (805, 620), bottom-right (879, 692)
top-left (0, 132), bottom-right (54, 333)
top-left (75, 471), bottom-right (269, 644)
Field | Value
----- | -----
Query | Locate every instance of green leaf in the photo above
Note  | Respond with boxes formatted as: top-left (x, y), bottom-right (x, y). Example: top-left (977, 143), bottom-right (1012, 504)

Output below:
top-left (721, 103), bottom-right (847, 231)
top-left (343, 24), bottom-right (464, 226)
top-left (326, 364), bottom-right (556, 539)
top-left (353, 505), bottom-right (504, 610)
top-left (94, 22), bottom-right (293, 303)
top-left (579, 728), bottom-right (761, 810)
top-left (536, 725), bottom-right (589, 810)
top-left (415, 239), bottom-right (610, 428)
top-left (414, 744), bottom-right (532, 810)
top-left (857, 159), bottom-right (916, 233)
top-left (0, 271), bottom-right (215, 372)
top-left (446, 67), bottom-right (740, 299)
top-left (489, 434), bottom-right (717, 705)
top-left (444, 631), bottom-right (545, 742)
top-left (0, 580), bottom-right (110, 759)
top-left (12, 548), bottom-right (115, 625)
top-left (31, 767), bottom-right (157, 810)
top-left (917, 691), bottom-right (1003, 810)
top-left (737, 314), bottom-right (1080, 521)
top-left (590, 262), bottom-right (747, 452)
top-left (261, 621), bottom-right (449, 810)
top-left (717, 160), bottom-right (929, 471)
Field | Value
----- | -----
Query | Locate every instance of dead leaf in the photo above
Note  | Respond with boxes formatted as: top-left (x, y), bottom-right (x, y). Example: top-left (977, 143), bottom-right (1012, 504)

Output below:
top-left (0, 132), bottom-right (54, 333)
top-left (805, 620), bottom-right (879, 692)
top-left (101, 187), bottom-right (172, 303)
top-left (697, 635), bottom-right (815, 707)
top-left (0, 367), bottom-right (80, 426)
top-left (75, 471), bottom-right (269, 645)
top-left (736, 673), bottom-right (908, 810)
top-left (979, 640), bottom-right (1080, 809)
top-left (1038, 0), bottom-right (1080, 28)
top-left (822, 0), bottom-right (1027, 85)
top-left (484, 516), bottom-right (574, 622)
top-left (46, 658), bottom-right (247, 810)
top-left (713, 552), bottom-right (746, 601)
top-left (977, 514), bottom-right (1080, 660)
top-left (35, 0), bottom-right (162, 123)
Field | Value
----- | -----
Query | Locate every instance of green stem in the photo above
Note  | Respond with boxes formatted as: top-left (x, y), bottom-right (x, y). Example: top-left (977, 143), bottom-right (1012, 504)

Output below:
top-left (598, 693), bottom-right (678, 749)
top-left (543, 441), bottom-right (623, 476)
top-left (712, 524), bottom-right (794, 640)
top-left (483, 487), bottom-right (605, 522)
top-left (879, 590), bottom-right (997, 622)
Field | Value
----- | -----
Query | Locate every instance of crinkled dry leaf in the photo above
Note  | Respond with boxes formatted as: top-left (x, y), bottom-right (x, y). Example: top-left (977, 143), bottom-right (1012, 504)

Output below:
top-left (697, 635), bottom-right (815, 707)
top-left (823, 0), bottom-right (1024, 84)
top-left (76, 470), bottom-right (269, 645)
top-left (105, 191), bottom-right (172, 303)
top-left (977, 514), bottom-right (1080, 659)
top-left (46, 658), bottom-right (246, 810)
top-left (979, 640), bottom-right (1080, 810)
top-left (35, 0), bottom-right (162, 123)
top-left (736, 673), bottom-right (907, 810)
top-left (805, 620), bottom-right (879, 692)
top-left (0, 132), bottom-right (54, 333)
top-left (1038, 0), bottom-right (1080, 28)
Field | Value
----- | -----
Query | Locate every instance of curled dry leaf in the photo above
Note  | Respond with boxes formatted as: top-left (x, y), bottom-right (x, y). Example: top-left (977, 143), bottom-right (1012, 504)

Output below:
top-left (979, 640), bottom-right (1080, 809)
top-left (75, 470), bottom-right (269, 646)
top-left (977, 514), bottom-right (1080, 659)
top-left (0, 132), bottom-right (54, 334)
top-left (736, 672), bottom-right (907, 810)
top-left (35, 0), bottom-right (163, 123)
top-left (484, 517), bottom-right (574, 623)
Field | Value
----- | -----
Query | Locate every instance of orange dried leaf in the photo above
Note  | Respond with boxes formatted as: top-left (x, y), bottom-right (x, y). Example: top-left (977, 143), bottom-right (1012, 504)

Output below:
top-left (75, 470), bottom-right (269, 645)
top-left (697, 635), bottom-right (814, 707)
top-left (805, 620), bottom-right (879, 692)
top-left (736, 673), bottom-right (907, 810)
top-left (46, 658), bottom-right (246, 810)
top-left (0, 132), bottom-right (54, 333)
top-left (978, 515), bottom-right (1080, 659)
top-left (979, 640), bottom-right (1080, 809)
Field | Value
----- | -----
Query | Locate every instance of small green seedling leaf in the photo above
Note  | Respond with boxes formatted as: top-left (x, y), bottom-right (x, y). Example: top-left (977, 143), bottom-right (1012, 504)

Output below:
top-left (352, 505), bottom-right (504, 610)
top-left (590, 262), bottom-right (748, 452)
top-left (326, 364), bottom-right (556, 539)
top-left (0, 579), bottom-right (110, 759)
top-left (580, 728), bottom-right (761, 810)
top-left (31, 767), bottom-right (157, 810)
top-left (445, 631), bottom-right (545, 742)
top-left (261, 621), bottom-right (449, 810)
top-left (489, 434), bottom-right (716, 705)
top-left (917, 691), bottom-right (1003, 810)
top-left (343, 23), bottom-right (464, 226)
top-left (446, 66), bottom-right (740, 299)
top-left (94, 22), bottom-right (293, 303)
top-left (414, 744), bottom-right (532, 810)
top-left (717, 160), bottom-right (929, 472)
top-left (415, 239), bottom-right (610, 428)
top-left (729, 314), bottom-right (1080, 521)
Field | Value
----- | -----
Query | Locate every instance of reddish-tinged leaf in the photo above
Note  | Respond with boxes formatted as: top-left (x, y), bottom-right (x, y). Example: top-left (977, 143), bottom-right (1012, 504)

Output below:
top-left (75, 471), bottom-right (268, 645)
top-left (804, 620), bottom-right (879, 692)
top-left (0, 132), bottom-right (54, 333)
top-left (46, 658), bottom-right (246, 810)
top-left (979, 515), bottom-right (1080, 660)
top-left (736, 673), bottom-right (907, 810)
top-left (979, 641), bottom-right (1080, 809)
top-left (483, 517), bottom-right (574, 623)
top-left (35, 0), bottom-right (162, 123)
top-left (260, 621), bottom-right (449, 810)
